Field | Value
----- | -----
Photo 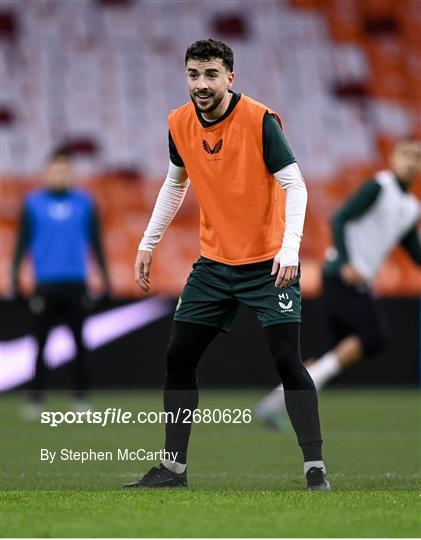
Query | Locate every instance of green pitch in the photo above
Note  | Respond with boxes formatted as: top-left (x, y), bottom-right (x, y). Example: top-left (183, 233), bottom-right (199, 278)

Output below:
top-left (1, 389), bottom-right (420, 537)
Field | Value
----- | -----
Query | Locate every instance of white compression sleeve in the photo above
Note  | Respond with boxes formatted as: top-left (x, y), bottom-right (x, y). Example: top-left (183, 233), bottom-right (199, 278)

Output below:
top-left (273, 163), bottom-right (308, 266)
top-left (138, 161), bottom-right (190, 252)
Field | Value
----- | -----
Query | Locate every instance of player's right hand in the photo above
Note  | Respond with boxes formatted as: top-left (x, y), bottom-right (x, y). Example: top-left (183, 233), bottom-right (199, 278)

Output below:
top-left (340, 263), bottom-right (365, 287)
top-left (135, 250), bottom-right (152, 293)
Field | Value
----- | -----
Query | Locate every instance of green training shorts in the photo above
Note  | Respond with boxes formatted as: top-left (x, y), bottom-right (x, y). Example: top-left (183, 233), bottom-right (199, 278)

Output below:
top-left (173, 256), bottom-right (301, 332)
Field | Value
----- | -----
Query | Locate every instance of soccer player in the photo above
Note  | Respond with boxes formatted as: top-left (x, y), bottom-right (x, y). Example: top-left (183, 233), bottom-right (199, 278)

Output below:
top-left (125, 39), bottom-right (330, 491)
top-left (12, 147), bottom-right (110, 419)
top-left (255, 137), bottom-right (421, 423)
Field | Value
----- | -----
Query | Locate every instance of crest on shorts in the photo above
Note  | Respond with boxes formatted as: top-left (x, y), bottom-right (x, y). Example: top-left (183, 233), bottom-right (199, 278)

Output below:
top-left (202, 139), bottom-right (223, 155)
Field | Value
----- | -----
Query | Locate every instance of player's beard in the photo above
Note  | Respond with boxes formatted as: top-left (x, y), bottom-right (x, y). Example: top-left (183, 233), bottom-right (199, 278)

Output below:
top-left (191, 90), bottom-right (225, 114)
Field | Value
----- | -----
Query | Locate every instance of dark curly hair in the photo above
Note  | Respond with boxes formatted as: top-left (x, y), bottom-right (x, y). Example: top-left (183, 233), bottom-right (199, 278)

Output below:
top-left (185, 38), bottom-right (234, 72)
top-left (49, 145), bottom-right (72, 162)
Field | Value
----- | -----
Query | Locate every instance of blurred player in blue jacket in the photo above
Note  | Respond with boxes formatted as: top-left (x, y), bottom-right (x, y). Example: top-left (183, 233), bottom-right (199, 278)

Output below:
top-left (12, 147), bottom-right (110, 418)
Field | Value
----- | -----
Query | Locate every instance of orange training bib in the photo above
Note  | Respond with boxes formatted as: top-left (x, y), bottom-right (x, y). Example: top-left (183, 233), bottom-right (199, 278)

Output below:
top-left (168, 94), bottom-right (285, 265)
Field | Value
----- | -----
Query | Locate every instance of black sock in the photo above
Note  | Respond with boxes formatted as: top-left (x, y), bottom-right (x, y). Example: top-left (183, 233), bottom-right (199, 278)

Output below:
top-left (164, 388), bottom-right (198, 465)
top-left (284, 389), bottom-right (323, 461)
top-left (163, 321), bottom-right (219, 465)
top-left (264, 323), bottom-right (323, 463)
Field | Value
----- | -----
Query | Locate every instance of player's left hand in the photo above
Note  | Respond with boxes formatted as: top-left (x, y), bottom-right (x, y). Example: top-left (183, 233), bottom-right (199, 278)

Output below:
top-left (271, 247), bottom-right (299, 288)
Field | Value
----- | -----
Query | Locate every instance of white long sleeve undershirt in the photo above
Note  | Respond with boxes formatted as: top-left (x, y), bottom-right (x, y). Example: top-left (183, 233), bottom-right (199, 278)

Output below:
top-left (139, 161), bottom-right (307, 268)
top-left (138, 161), bottom-right (189, 252)
top-left (273, 162), bottom-right (308, 267)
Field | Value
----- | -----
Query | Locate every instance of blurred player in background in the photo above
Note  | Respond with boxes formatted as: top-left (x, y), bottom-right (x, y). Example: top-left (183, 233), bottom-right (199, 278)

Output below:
top-left (125, 39), bottom-right (330, 491)
top-left (256, 137), bottom-right (421, 425)
top-left (11, 147), bottom-right (110, 419)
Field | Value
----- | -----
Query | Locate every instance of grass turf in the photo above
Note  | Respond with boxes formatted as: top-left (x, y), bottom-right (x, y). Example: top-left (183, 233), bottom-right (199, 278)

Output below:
top-left (1, 389), bottom-right (420, 537)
